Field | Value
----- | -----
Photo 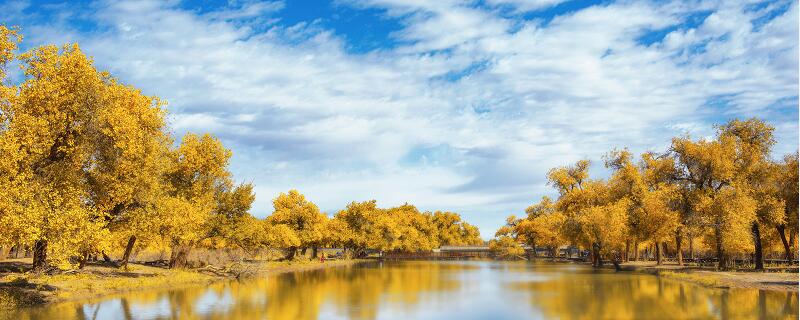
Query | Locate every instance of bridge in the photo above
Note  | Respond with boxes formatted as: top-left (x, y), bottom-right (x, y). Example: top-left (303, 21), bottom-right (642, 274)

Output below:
top-left (382, 245), bottom-right (507, 260)
top-left (380, 245), bottom-right (584, 261)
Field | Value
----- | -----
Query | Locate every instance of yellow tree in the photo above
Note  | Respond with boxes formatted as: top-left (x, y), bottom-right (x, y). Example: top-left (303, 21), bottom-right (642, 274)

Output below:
top-left (776, 153), bottom-right (799, 262)
top-left (163, 133), bottom-right (233, 268)
top-left (640, 151), bottom-right (702, 265)
top-left (546, 160), bottom-right (595, 246)
top-left (364, 209), bottom-right (402, 253)
top-left (321, 218), bottom-right (351, 254)
top-left (261, 222), bottom-right (301, 251)
top-left (605, 150), bottom-right (679, 265)
top-left (431, 211), bottom-right (482, 246)
top-left (88, 78), bottom-right (170, 267)
top-left (210, 214), bottom-right (260, 253)
top-left (0, 37), bottom-right (119, 271)
top-left (334, 200), bottom-right (381, 257)
top-left (671, 133), bottom-right (757, 270)
top-left (387, 204), bottom-right (438, 252)
top-left (717, 119), bottom-right (782, 270)
top-left (461, 224), bottom-right (482, 245)
top-left (0, 25), bottom-right (20, 99)
top-left (518, 200), bottom-right (566, 258)
top-left (518, 197), bottom-right (552, 254)
top-left (489, 235), bottom-right (524, 259)
top-left (203, 183), bottom-right (257, 252)
top-left (267, 190), bottom-right (326, 259)
top-left (547, 160), bottom-right (617, 266)
top-left (515, 197), bottom-right (565, 258)
top-left (495, 215), bottom-right (520, 239)
top-left (0, 25), bottom-right (24, 257)
top-left (494, 215), bottom-right (526, 257)
top-left (576, 199), bottom-right (630, 269)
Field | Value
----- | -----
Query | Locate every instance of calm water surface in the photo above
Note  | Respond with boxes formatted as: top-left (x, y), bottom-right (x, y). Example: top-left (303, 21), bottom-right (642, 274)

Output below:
top-left (5, 261), bottom-right (798, 320)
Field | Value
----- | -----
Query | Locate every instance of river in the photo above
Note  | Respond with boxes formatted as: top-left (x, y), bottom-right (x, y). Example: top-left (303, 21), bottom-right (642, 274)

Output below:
top-left (5, 261), bottom-right (798, 319)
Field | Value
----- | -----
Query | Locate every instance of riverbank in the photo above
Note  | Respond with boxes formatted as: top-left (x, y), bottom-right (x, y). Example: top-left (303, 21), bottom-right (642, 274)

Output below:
top-left (586, 260), bottom-right (799, 292)
top-left (0, 258), bottom-right (364, 310)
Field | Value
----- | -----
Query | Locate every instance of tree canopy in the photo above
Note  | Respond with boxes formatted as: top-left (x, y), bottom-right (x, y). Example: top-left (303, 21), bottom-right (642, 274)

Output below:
top-left (493, 118), bottom-right (798, 270)
top-left (0, 27), bottom-right (483, 270)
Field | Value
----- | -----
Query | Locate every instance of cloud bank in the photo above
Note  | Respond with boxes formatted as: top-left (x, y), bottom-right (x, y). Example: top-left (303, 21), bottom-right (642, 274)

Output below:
top-left (4, 0), bottom-right (797, 237)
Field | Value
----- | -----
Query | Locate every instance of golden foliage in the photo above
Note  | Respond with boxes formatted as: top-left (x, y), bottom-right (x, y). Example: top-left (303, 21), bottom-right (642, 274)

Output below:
top-left (505, 118), bottom-right (797, 269)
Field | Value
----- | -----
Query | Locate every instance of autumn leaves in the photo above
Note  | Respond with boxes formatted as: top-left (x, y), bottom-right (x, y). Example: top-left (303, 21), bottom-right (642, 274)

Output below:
top-left (0, 26), bottom-right (249, 270)
top-left (263, 194), bottom-right (483, 260)
top-left (0, 26), bottom-right (482, 271)
top-left (494, 119), bottom-right (798, 270)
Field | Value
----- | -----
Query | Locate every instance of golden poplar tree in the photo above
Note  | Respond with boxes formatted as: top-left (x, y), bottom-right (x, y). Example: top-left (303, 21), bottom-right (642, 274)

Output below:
top-left (717, 119), bottom-right (782, 270)
top-left (0, 38), bottom-right (126, 270)
top-left (163, 133), bottom-right (233, 268)
top-left (670, 132), bottom-right (757, 270)
top-left (267, 190), bottom-right (326, 259)
top-left (776, 153), bottom-right (799, 261)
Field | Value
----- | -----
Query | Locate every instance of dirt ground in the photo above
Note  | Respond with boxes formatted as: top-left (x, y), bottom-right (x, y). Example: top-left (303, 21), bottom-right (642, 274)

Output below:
top-left (615, 260), bottom-right (799, 291)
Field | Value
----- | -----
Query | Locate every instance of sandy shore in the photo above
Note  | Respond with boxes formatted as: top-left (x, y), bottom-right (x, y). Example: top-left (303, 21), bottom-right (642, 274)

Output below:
top-left (586, 260), bottom-right (799, 292)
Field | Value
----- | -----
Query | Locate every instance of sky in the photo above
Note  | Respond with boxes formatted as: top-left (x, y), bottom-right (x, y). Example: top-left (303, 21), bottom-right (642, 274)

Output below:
top-left (2, 0), bottom-right (797, 239)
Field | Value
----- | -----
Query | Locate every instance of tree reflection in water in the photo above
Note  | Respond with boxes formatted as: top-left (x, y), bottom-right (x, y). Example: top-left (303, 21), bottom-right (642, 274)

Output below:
top-left (3, 261), bottom-right (797, 320)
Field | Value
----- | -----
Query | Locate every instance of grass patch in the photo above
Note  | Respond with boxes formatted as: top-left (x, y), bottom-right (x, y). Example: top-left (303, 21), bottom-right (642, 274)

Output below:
top-left (659, 271), bottom-right (723, 287)
top-left (0, 264), bottom-right (213, 309)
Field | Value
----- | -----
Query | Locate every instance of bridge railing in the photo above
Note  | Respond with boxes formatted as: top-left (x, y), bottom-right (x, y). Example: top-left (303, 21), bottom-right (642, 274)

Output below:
top-left (382, 251), bottom-right (495, 260)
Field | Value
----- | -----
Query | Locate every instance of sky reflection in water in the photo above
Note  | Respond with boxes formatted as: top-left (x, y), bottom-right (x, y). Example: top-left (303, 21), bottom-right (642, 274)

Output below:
top-left (5, 261), bottom-right (798, 320)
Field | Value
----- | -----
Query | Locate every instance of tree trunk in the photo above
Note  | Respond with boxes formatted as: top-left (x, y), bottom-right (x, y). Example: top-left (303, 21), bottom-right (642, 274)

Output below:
top-left (752, 222), bottom-right (764, 271)
top-left (592, 243), bottom-right (603, 267)
top-left (656, 241), bottom-right (662, 265)
top-left (633, 240), bottom-right (639, 261)
top-left (285, 246), bottom-right (297, 260)
top-left (675, 230), bottom-right (684, 266)
top-left (531, 241), bottom-right (537, 258)
top-left (169, 245), bottom-right (191, 269)
top-left (611, 252), bottom-right (622, 272)
top-left (689, 236), bottom-right (694, 260)
top-left (716, 228), bottom-right (731, 270)
top-left (662, 242), bottom-right (669, 258)
top-left (102, 252), bottom-right (112, 263)
top-left (777, 225), bottom-right (793, 262)
top-left (311, 247), bottom-right (319, 259)
top-left (300, 247), bottom-right (307, 257)
top-left (32, 240), bottom-right (48, 273)
top-left (121, 236), bottom-right (137, 269)
top-left (0, 246), bottom-right (8, 261)
top-left (624, 240), bottom-right (630, 262)
top-left (79, 252), bottom-right (89, 269)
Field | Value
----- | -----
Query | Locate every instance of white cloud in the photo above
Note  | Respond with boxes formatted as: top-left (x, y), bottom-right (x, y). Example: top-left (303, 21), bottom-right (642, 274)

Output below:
top-left (484, 0), bottom-right (569, 12)
top-left (6, 0), bottom-right (797, 237)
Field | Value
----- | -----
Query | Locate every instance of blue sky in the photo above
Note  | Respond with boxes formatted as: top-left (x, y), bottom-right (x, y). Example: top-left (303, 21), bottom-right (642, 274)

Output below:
top-left (2, 0), bottom-right (797, 238)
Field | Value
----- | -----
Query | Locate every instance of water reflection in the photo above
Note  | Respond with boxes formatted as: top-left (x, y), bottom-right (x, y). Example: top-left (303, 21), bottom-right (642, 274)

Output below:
top-left (3, 261), bottom-right (797, 320)
top-left (508, 263), bottom-right (799, 319)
